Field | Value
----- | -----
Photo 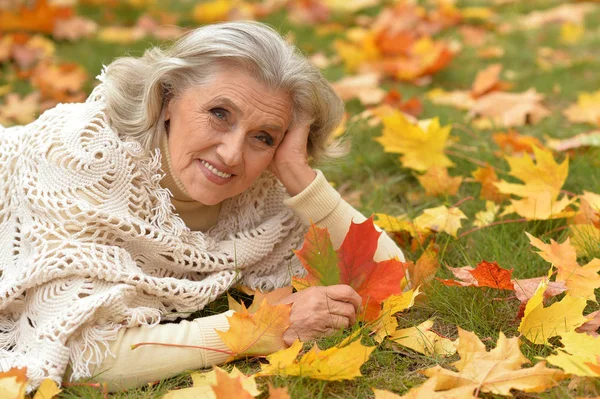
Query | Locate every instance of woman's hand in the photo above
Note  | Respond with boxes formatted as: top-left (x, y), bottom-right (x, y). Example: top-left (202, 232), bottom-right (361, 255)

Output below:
top-left (269, 119), bottom-right (317, 196)
top-left (276, 285), bottom-right (362, 347)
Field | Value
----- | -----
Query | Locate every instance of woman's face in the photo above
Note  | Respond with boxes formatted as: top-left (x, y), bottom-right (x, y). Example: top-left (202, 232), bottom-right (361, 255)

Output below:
top-left (165, 66), bottom-right (293, 206)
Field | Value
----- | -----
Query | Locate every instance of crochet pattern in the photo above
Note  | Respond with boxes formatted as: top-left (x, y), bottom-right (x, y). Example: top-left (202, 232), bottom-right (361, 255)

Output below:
top-left (0, 83), bottom-right (306, 390)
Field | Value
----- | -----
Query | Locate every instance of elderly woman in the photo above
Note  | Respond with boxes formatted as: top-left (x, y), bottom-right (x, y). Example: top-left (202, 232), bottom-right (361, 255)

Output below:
top-left (0, 21), bottom-right (404, 391)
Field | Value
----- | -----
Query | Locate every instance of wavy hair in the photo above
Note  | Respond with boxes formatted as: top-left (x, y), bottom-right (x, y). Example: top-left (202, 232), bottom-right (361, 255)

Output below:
top-left (102, 21), bottom-right (346, 162)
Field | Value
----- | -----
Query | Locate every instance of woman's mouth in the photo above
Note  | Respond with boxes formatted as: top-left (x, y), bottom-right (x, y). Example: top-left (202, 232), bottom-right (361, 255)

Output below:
top-left (198, 159), bottom-right (235, 185)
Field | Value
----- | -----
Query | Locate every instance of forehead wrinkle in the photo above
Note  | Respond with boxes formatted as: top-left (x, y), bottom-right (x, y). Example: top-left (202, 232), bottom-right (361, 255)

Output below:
top-left (215, 84), bottom-right (291, 127)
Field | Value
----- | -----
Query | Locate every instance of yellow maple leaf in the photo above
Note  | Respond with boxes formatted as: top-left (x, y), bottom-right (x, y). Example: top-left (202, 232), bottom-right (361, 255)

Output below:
top-left (192, 0), bottom-right (233, 24)
top-left (162, 366), bottom-right (260, 399)
top-left (375, 111), bottom-right (454, 172)
top-left (563, 90), bottom-right (600, 126)
top-left (32, 379), bottom-right (62, 399)
top-left (471, 164), bottom-right (509, 203)
top-left (258, 337), bottom-right (376, 381)
top-left (527, 233), bottom-right (600, 299)
top-left (546, 331), bottom-right (600, 377)
top-left (374, 213), bottom-right (423, 238)
top-left (217, 297), bottom-right (291, 360)
top-left (389, 318), bottom-right (456, 357)
top-left (416, 167), bottom-right (463, 197)
top-left (0, 367), bottom-right (27, 399)
top-left (510, 192), bottom-right (576, 221)
top-left (373, 378), bottom-right (478, 398)
top-left (334, 28), bottom-right (380, 73)
top-left (414, 205), bottom-right (467, 238)
top-left (422, 328), bottom-right (567, 395)
top-left (473, 201), bottom-right (500, 228)
top-left (495, 146), bottom-right (568, 199)
top-left (372, 288), bottom-right (420, 343)
top-left (518, 278), bottom-right (590, 344)
top-left (227, 286), bottom-right (292, 314)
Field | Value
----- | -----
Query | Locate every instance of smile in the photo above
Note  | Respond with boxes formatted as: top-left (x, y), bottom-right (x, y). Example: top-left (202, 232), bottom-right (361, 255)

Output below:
top-left (200, 160), bottom-right (233, 178)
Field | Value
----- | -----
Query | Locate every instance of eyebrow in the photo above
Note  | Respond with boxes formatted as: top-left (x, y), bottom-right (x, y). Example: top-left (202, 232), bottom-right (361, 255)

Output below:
top-left (210, 96), bottom-right (285, 135)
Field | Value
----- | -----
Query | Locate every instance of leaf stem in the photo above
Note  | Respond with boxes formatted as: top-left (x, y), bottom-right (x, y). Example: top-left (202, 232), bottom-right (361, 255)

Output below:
top-left (458, 218), bottom-right (528, 239)
top-left (130, 342), bottom-right (233, 355)
top-left (451, 196), bottom-right (474, 209)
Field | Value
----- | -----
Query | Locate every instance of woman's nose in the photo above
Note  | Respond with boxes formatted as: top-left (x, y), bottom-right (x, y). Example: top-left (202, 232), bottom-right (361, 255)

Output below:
top-left (216, 129), bottom-right (244, 166)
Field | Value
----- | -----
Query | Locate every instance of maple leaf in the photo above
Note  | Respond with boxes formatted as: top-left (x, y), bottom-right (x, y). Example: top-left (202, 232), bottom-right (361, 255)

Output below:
top-left (389, 318), bottom-right (456, 357)
top-left (31, 62), bottom-right (87, 104)
top-left (576, 310), bottom-right (600, 337)
top-left (382, 90), bottom-right (423, 118)
top-left (227, 286), bottom-right (293, 314)
top-left (217, 297), bottom-right (291, 360)
top-left (546, 331), bottom-right (600, 377)
top-left (258, 337), bottom-right (376, 381)
top-left (407, 243), bottom-right (440, 291)
top-left (518, 278), bottom-right (590, 345)
top-left (427, 88), bottom-right (474, 110)
top-left (375, 110), bottom-right (454, 172)
top-left (413, 205), bottom-right (467, 238)
top-left (372, 288), bottom-right (420, 343)
top-left (373, 379), bottom-right (477, 398)
top-left (331, 73), bottom-right (385, 106)
top-left (512, 277), bottom-right (567, 305)
top-left (52, 16), bottom-right (97, 41)
top-left (192, 0), bottom-right (233, 23)
top-left (473, 201), bottom-right (500, 228)
top-left (0, 368), bottom-right (27, 399)
top-left (471, 64), bottom-right (510, 98)
top-left (547, 130), bottom-right (600, 152)
top-left (416, 167), bottom-right (463, 197)
top-left (0, 92), bottom-right (40, 126)
top-left (266, 383), bottom-right (290, 399)
top-left (492, 130), bottom-right (543, 155)
top-left (391, 37), bottom-right (455, 82)
top-left (527, 233), bottom-right (600, 299)
top-left (162, 366), bottom-right (260, 399)
top-left (32, 379), bottom-right (61, 399)
top-left (469, 89), bottom-right (550, 128)
top-left (563, 91), bottom-right (600, 126)
top-left (471, 165), bottom-right (509, 203)
top-left (439, 261), bottom-right (515, 290)
top-left (422, 328), bottom-right (568, 395)
top-left (0, 0), bottom-right (73, 34)
top-left (494, 146), bottom-right (575, 220)
top-left (293, 217), bottom-right (408, 321)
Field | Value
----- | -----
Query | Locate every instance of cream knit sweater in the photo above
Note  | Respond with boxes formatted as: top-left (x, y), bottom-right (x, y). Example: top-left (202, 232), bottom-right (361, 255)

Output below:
top-left (0, 83), bottom-right (405, 392)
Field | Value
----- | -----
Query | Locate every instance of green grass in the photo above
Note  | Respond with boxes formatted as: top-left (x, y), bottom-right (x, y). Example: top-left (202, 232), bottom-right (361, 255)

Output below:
top-left (2, 0), bottom-right (600, 397)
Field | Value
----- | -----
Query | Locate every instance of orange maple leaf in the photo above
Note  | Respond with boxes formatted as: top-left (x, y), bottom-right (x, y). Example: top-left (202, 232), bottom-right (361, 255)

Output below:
top-left (293, 217), bottom-right (408, 320)
top-left (472, 164), bottom-right (509, 203)
top-left (438, 260), bottom-right (515, 290)
top-left (0, 0), bottom-right (73, 34)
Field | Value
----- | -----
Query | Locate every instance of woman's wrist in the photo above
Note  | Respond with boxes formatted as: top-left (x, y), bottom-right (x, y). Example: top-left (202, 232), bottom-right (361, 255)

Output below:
top-left (278, 164), bottom-right (316, 196)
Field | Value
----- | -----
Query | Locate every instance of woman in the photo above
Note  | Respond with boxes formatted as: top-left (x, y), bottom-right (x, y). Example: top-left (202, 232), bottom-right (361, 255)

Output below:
top-left (0, 21), bottom-right (404, 391)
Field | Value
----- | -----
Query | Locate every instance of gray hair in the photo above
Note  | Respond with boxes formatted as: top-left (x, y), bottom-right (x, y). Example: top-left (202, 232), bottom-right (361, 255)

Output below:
top-left (102, 21), bottom-right (346, 162)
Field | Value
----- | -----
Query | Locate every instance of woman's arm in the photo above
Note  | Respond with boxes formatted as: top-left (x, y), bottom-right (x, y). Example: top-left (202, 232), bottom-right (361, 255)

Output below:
top-left (86, 311), bottom-right (233, 392)
top-left (284, 169), bottom-right (405, 262)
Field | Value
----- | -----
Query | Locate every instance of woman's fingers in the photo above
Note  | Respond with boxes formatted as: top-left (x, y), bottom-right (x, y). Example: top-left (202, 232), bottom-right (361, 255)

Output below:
top-left (324, 285), bottom-right (363, 311)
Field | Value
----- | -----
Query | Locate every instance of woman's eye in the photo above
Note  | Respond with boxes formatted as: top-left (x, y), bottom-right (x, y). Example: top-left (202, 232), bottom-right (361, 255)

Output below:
top-left (210, 108), bottom-right (227, 120)
top-left (257, 133), bottom-right (274, 146)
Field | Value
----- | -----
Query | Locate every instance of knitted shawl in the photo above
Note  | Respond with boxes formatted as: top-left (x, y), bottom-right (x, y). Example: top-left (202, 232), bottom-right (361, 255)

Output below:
top-left (0, 82), bottom-right (307, 389)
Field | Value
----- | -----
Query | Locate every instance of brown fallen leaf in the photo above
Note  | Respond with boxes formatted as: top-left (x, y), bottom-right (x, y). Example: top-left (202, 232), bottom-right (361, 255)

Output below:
top-left (492, 130), bottom-right (543, 155)
top-left (407, 242), bottom-right (439, 291)
top-left (471, 64), bottom-right (510, 98)
top-left (331, 73), bottom-right (385, 106)
top-left (31, 61), bottom-right (87, 104)
top-left (576, 310), bottom-right (600, 337)
top-left (52, 16), bottom-right (97, 41)
top-left (469, 89), bottom-right (550, 128)
top-left (0, 91), bottom-right (40, 126)
top-left (546, 130), bottom-right (600, 151)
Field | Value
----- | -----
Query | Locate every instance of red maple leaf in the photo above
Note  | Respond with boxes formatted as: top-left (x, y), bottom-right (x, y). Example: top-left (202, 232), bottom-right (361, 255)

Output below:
top-left (294, 217), bottom-right (408, 320)
top-left (438, 260), bottom-right (515, 290)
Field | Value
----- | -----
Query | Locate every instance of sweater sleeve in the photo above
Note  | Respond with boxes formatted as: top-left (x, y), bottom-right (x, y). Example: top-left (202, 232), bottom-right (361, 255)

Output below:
top-left (87, 311), bottom-right (233, 392)
top-left (283, 170), bottom-right (405, 262)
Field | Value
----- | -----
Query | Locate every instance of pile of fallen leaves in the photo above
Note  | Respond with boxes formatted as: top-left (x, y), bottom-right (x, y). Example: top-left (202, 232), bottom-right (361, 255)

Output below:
top-left (1, 0), bottom-right (600, 398)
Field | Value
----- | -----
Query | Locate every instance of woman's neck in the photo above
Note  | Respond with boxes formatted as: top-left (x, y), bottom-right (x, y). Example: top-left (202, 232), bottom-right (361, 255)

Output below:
top-left (159, 134), bottom-right (221, 231)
